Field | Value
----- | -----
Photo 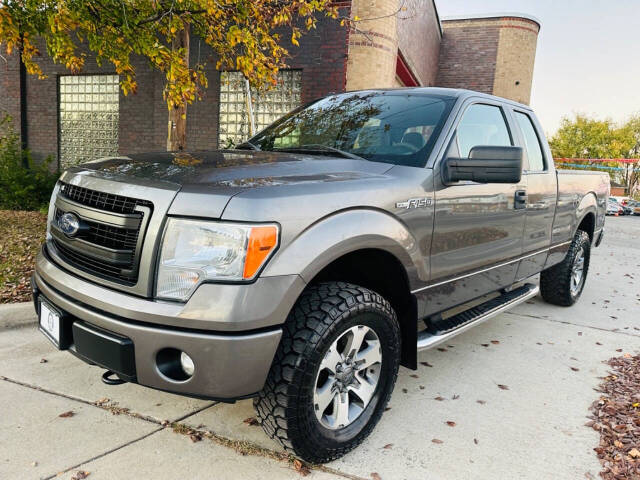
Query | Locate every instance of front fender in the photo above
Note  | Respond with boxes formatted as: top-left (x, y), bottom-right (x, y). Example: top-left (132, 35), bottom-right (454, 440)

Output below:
top-left (262, 209), bottom-right (424, 285)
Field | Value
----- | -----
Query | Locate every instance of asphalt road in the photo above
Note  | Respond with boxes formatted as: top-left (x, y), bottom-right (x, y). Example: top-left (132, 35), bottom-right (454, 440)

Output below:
top-left (1, 216), bottom-right (638, 480)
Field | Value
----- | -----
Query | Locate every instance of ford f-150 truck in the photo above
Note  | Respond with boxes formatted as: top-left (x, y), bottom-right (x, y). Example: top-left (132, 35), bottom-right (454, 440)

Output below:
top-left (33, 88), bottom-right (609, 462)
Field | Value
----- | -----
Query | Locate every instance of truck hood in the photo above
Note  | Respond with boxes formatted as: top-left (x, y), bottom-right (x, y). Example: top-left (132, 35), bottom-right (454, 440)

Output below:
top-left (78, 150), bottom-right (392, 218)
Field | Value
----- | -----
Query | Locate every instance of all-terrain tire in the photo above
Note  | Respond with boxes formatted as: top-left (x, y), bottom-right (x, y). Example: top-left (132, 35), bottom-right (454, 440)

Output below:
top-left (253, 282), bottom-right (401, 463)
top-left (540, 230), bottom-right (591, 306)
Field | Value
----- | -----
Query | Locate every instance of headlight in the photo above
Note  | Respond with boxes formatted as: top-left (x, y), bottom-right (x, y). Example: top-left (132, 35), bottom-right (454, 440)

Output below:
top-left (156, 218), bottom-right (279, 301)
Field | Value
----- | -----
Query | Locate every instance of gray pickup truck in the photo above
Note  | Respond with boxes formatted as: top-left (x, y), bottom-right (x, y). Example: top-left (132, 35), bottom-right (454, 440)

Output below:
top-left (33, 88), bottom-right (609, 462)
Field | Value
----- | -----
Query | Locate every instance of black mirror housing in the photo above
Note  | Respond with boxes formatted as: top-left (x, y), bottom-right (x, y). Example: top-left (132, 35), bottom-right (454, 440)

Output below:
top-left (443, 146), bottom-right (523, 183)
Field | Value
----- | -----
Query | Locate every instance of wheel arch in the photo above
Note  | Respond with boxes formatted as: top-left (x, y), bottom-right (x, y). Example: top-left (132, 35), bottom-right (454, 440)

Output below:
top-left (574, 192), bottom-right (598, 242)
top-left (263, 209), bottom-right (422, 369)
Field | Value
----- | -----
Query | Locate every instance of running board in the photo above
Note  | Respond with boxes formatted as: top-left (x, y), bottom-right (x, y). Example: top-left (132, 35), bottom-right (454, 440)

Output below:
top-left (417, 283), bottom-right (539, 351)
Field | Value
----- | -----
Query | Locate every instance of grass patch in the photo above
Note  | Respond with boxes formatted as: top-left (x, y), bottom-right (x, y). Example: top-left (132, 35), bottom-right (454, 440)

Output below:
top-left (0, 210), bottom-right (47, 303)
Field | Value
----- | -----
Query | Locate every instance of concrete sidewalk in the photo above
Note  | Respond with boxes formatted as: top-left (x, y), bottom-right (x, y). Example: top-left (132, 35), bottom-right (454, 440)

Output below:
top-left (1, 216), bottom-right (638, 480)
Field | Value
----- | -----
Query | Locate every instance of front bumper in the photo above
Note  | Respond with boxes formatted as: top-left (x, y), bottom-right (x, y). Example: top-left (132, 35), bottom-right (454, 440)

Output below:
top-left (33, 249), bottom-right (304, 400)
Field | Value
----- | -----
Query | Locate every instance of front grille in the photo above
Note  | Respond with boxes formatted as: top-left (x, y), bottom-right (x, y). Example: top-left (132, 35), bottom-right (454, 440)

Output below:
top-left (51, 183), bottom-right (153, 285)
top-left (54, 209), bottom-right (140, 251)
top-left (52, 239), bottom-right (138, 284)
top-left (60, 182), bottom-right (153, 215)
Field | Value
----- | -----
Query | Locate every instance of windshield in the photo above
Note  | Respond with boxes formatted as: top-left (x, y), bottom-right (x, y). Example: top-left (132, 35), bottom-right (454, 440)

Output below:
top-left (248, 91), bottom-right (456, 168)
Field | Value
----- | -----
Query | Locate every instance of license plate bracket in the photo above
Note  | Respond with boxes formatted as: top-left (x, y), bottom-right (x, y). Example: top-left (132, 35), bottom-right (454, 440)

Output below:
top-left (38, 299), bottom-right (71, 350)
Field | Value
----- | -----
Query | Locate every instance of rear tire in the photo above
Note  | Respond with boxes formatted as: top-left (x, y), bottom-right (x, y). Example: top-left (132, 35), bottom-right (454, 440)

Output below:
top-left (254, 282), bottom-right (400, 463)
top-left (540, 230), bottom-right (591, 306)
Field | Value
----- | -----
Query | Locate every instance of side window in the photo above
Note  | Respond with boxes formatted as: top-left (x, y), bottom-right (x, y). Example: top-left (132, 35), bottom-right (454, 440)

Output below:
top-left (514, 112), bottom-right (545, 171)
top-left (456, 104), bottom-right (512, 157)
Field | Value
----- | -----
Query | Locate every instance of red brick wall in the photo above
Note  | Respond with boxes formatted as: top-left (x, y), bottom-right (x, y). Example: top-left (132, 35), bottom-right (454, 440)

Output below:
top-left (24, 39), bottom-right (169, 164)
top-left (435, 19), bottom-right (501, 94)
top-left (0, 51), bottom-right (22, 137)
top-left (397, 0), bottom-right (441, 86)
top-left (286, 5), bottom-right (350, 103)
top-left (13, 10), bottom-right (348, 161)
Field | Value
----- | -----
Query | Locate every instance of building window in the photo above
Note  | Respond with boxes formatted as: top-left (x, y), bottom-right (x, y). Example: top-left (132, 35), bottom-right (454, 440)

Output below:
top-left (218, 70), bottom-right (302, 147)
top-left (59, 75), bottom-right (119, 168)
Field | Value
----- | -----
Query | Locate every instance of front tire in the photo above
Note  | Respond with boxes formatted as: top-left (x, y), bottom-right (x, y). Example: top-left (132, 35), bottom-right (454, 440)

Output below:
top-left (254, 282), bottom-right (400, 463)
top-left (540, 230), bottom-right (591, 306)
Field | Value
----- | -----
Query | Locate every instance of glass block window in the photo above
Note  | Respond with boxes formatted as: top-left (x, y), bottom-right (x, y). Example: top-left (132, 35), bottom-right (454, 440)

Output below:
top-left (218, 70), bottom-right (302, 147)
top-left (59, 75), bottom-right (120, 167)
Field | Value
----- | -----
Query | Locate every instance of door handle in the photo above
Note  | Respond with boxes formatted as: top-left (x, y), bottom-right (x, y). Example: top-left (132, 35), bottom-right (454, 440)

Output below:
top-left (515, 190), bottom-right (527, 210)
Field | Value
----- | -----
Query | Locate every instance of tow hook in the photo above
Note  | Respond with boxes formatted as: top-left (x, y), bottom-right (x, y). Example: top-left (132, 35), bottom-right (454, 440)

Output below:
top-left (101, 370), bottom-right (126, 386)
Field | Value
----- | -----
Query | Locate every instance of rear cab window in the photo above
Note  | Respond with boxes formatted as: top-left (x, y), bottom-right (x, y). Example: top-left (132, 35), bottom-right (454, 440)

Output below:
top-left (514, 111), bottom-right (546, 172)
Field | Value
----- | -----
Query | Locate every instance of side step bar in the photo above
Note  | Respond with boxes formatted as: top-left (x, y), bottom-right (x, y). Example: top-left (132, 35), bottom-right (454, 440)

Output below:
top-left (417, 283), bottom-right (539, 351)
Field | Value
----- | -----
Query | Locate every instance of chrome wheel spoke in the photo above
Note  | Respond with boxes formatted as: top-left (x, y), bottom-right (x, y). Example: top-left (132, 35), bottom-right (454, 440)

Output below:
top-left (314, 377), bottom-right (337, 414)
top-left (349, 375), bottom-right (376, 405)
top-left (333, 392), bottom-right (351, 428)
top-left (320, 345), bottom-right (343, 374)
top-left (344, 326), bottom-right (368, 359)
top-left (354, 341), bottom-right (381, 370)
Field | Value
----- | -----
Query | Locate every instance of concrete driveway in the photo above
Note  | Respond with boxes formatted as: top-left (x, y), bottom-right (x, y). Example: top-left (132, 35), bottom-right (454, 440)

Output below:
top-left (1, 216), bottom-right (638, 480)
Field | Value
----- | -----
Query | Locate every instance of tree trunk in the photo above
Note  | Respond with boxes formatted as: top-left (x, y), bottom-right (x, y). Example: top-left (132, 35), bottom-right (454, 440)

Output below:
top-left (167, 26), bottom-right (190, 151)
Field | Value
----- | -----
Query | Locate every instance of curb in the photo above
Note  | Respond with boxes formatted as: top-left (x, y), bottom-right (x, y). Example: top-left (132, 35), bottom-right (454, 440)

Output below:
top-left (0, 302), bottom-right (37, 331)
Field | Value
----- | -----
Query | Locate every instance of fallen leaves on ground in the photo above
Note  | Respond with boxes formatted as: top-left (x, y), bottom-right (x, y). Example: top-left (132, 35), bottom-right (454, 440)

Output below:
top-left (58, 411), bottom-right (74, 418)
top-left (243, 417), bottom-right (259, 426)
top-left (434, 396), bottom-right (445, 401)
top-left (293, 459), bottom-right (310, 476)
top-left (370, 473), bottom-right (382, 480)
top-left (589, 353), bottom-right (640, 479)
top-left (420, 361), bottom-right (433, 367)
top-left (490, 340), bottom-right (500, 344)
top-left (0, 210), bottom-right (47, 304)
top-left (383, 443), bottom-right (393, 449)
top-left (476, 400), bottom-right (487, 405)
top-left (497, 384), bottom-right (509, 390)
top-left (445, 421), bottom-right (456, 427)
top-left (71, 471), bottom-right (90, 480)
top-left (431, 438), bottom-right (443, 444)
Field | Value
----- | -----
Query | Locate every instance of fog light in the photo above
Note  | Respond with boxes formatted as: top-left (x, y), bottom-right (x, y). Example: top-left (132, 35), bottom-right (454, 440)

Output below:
top-left (180, 352), bottom-right (195, 376)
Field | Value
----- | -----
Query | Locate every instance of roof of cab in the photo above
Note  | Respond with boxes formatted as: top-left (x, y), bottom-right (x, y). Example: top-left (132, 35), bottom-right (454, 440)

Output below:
top-left (344, 87), bottom-right (534, 112)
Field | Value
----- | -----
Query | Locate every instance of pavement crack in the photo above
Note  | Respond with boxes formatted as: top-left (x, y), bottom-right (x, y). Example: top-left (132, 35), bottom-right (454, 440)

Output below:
top-left (506, 311), bottom-right (640, 338)
top-left (167, 416), bottom-right (366, 480)
top-left (0, 375), bottom-right (214, 425)
top-left (0, 377), bottom-right (356, 478)
top-left (42, 427), bottom-right (164, 480)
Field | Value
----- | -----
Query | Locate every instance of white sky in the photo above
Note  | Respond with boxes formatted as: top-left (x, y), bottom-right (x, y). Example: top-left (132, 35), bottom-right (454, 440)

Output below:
top-left (435, 0), bottom-right (640, 136)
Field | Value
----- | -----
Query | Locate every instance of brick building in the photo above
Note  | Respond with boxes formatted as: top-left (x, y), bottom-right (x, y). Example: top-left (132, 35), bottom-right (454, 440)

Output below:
top-left (0, 2), bottom-right (540, 168)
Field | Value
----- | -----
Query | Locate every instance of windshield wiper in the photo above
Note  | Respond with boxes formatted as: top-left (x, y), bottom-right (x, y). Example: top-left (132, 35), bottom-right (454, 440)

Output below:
top-left (235, 141), bottom-right (260, 151)
top-left (273, 144), bottom-right (364, 161)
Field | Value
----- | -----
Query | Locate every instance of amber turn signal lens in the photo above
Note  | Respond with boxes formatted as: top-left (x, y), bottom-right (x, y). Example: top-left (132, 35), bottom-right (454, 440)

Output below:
top-left (243, 225), bottom-right (278, 279)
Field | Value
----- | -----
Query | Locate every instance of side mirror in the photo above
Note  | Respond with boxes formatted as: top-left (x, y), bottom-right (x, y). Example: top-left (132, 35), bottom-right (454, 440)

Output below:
top-left (442, 146), bottom-right (523, 183)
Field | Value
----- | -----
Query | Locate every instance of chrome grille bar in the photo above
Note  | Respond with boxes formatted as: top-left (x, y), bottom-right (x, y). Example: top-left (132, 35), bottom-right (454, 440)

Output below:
top-left (49, 182), bottom-right (153, 285)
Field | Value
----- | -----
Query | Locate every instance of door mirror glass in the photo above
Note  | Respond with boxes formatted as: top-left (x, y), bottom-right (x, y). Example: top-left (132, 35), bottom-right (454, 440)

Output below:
top-left (443, 146), bottom-right (523, 183)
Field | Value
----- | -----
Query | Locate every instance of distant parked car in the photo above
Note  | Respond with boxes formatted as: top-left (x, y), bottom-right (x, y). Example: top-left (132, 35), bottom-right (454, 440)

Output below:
top-left (628, 200), bottom-right (640, 215)
top-left (607, 201), bottom-right (622, 216)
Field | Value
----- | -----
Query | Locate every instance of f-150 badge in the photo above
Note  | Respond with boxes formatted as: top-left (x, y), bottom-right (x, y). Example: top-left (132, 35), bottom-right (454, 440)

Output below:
top-left (396, 198), bottom-right (432, 209)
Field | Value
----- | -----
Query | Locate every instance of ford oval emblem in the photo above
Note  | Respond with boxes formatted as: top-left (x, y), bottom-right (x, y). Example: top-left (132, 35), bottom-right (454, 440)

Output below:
top-left (58, 212), bottom-right (81, 237)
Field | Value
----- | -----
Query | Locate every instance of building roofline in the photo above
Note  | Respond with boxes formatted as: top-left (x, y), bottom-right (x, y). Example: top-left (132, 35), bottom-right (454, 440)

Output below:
top-left (441, 12), bottom-right (541, 29)
top-left (432, 0), bottom-right (443, 38)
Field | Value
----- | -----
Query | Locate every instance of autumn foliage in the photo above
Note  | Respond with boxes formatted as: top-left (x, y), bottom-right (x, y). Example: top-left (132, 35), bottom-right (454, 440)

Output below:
top-left (0, 1), bottom-right (338, 110)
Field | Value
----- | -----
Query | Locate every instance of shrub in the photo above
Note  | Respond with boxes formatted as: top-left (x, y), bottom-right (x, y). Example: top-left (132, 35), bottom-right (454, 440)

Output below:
top-left (0, 114), bottom-right (58, 211)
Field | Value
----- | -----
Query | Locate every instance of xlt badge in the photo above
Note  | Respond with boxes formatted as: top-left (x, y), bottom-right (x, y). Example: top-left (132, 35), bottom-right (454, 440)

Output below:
top-left (396, 198), bottom-right (432, 209)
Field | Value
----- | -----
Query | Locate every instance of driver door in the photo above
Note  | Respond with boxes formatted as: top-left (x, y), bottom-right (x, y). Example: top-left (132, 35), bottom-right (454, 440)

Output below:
top-left (424, 101), bottom-right (527, 313)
